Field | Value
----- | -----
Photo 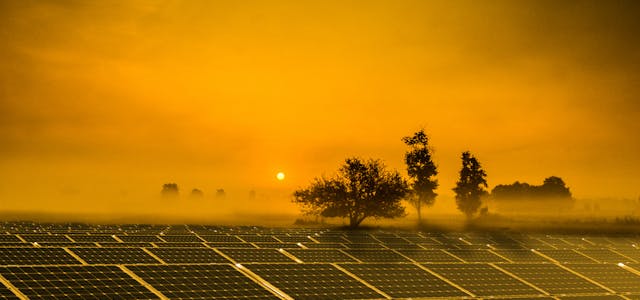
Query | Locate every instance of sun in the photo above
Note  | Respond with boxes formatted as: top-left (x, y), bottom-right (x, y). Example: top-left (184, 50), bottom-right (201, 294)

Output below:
top-left (276, 172), bottom-right (285, 181)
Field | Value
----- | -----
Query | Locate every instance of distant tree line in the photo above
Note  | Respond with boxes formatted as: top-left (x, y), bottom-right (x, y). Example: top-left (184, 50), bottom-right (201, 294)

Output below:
top-left (160, 183), bottom-right (225, 199)
top-left (491, 176), bottom-right (572, 201)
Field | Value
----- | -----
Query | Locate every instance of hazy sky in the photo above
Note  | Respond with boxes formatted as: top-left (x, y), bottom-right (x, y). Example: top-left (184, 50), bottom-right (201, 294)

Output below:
top-left (1, 0), bottom-right (639, 214)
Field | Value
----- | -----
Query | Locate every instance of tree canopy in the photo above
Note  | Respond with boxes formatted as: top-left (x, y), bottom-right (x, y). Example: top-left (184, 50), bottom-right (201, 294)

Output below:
top-left (402, 129), bottom-right (438, 223)
top-left (293, 157), bottom-right (409, 228)
top-left (491, 176), bottom-right (572, 201)
top-left (161, 183), bottom-right (179, 198)
top-left (453, 151), bottom-right (488, 219)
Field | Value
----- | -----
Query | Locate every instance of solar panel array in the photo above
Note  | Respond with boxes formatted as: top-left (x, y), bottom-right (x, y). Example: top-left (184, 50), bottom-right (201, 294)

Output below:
top-left (1, 221), bottom-right (640, 299)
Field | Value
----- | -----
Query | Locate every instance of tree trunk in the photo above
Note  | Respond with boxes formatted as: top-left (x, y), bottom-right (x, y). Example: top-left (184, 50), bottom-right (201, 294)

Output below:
top-left (416, 204), bottom-right (422, 224)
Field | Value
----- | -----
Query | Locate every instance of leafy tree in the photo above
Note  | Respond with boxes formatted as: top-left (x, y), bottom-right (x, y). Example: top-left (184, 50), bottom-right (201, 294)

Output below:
top-left (540, 176), bottom-right (572, 198)
top-left (293, 157), bottom-right (410, 228)
top-left (161, 183), bottom-right (179, 198)
top-left (190, 188), bottom-right (204, 198)
top-left (491, 176), bottom-right (572, 201)
top-left (402, 129), bottom-right (438, 223)
top-left (453, 151), bottom-right (488, 219)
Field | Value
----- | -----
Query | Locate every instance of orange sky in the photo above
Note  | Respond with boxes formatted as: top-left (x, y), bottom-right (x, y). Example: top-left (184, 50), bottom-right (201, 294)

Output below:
top-left (1, 0), bottom-right (639, 216)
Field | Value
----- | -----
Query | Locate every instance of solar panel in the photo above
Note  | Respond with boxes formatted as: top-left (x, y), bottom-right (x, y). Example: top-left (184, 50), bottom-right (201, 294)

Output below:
top-left (39, 242), bottom-right (97, 247)
top-left (147, 248), bottom-right (229, 264)
top-left (343, 243), bottom-right (385, 249)
top-left (128, 264), bottom-right (279, 299)
top-left (396, 249), bottom-right (462, 263)
top-left (494, 249), bottom-right (552, 262)
top-left (340, 263), bottom-right (468, 298)
top-left (68, 235), bottom-right (118, 242)
top-left (246, 263), bottom-right (382, 299)
top-left (0, 248), bottom-right (81, 265)
top-left (118, 235), bottom-right (163, 243)
top-left (0, 282), bottom-right (18, 300)
top-left (563, 263), bottom-right (640, 293)
top-left (313, 235), bottom-right (348, 243)
top-left (218, 248), bottom-right (295, 263)
top-left (99, 242), bottom-right (154, 247)
top-left (200, 235), bottom-right (243, 242)
top-left (425, 263), bottom-right (543, 297)
top-left (300, 242), bottom-right (345, 249)
top-left (273, 235), bottom-right (312, 243)
top-left (537, 249), bottom-right (599, 263)
top-left (383, 243), bottom-right (422, 249)
top-left (498, 263), bottom-right (608, 295)
top-left (69, 248), bottom-right (160, 265)
top-left (253, 242), bottom-right (301, 249)
top-left (0, 236), bottom-right (21, 243)
top-left (557, 295), bottom-right (626, 299)
top-left (342, 234), bottom-right (378, 244)
top-left (608, 249), bottom-right (640, 262)
top-left (206, 242), bottom-right (256, 249)
top-left (286, 249), bottom-right (357, 263)
top-left (0, 265), bottom-right (158, 299)
top-left (153, 242), bottom-right (206, 248)
top-left (237, 235), bottom-right (278, 243)
top-left (342, 249), bottom-right (410, 262)
top-left (576, 249), bottom-right (635, 263)
top-left (160, 235), bottom-right (203, 243)
top-left (444, 249), bottom-right (508, 263)
top-left (20, 234), bottom-right (71, 243)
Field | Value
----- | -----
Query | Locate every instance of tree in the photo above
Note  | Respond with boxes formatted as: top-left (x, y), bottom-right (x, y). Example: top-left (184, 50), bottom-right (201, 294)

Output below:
top-left (293, 157), bottom-right (410, 228)
top-left (190, 188), bottom-right (204, 198)
top-left (402, 129), bottom-right (438, 223)
top-left (453, 151), bottom-right (488, 219)
top-left (161, 183), bottom-right (179, 198)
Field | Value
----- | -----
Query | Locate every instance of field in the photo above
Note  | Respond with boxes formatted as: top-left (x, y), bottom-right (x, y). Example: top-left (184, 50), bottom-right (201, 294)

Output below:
top-left (0, 221), bottom-right (639, 299)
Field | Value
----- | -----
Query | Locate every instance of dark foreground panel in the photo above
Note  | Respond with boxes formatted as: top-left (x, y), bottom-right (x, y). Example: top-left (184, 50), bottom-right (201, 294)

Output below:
top-left (128, 264), bottom-right (279, 299)
top-left (0, 265), bottom-right (158, 299)
top-left (246, 263), bottom-right (383, 300)
top-left (340, 263), bottom-right (468, 298)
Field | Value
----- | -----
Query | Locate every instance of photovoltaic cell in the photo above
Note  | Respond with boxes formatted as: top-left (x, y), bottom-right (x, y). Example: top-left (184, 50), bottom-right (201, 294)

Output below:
top-left (147, 248), bottom-right (229, 264)
top-left (200, 235), bottom-right (243, 243)
top-left (70, 248), bottom-right (160, 265)
top-left (0, 282), bottom-right (18, 300)
top-left (340, 263), bottom-right (467, 298)
top-left (563, 263), bottom-right (640, 293)
top-left (396, 249), bottom-right (461, 263)
top-left (537, 249), bottom-right (599, 263)
top-left (498, 263), bottom-right (608, 295)
top-left (0, 265), bottom-right (158, 299)
top-left (160, 235), bottom-right (202, 243)
top-left (218, 248), bottom-right (294, 263)
top-left (342, 249), bottom-right (409, 262)
top-left (576, 249), bottom-right (635, 263)
top-left (444, 249), bottom-right (508, 263)
top-left (286, 249), bottom-right (357, 263)
top-left (425, 263), bottom-right (543, 297)
top-left (128, 264), bottom-right (279, 299)
top-left (246, 263), bottom-right (382, 300)
top-left (493, 249), bottom-right (552, 262)
top-left (68, 235), bottom-right (117, 242)
top-left (118, 235), bottom-right (163, 243)
top-left (0, 248), bottom-right (81, 265)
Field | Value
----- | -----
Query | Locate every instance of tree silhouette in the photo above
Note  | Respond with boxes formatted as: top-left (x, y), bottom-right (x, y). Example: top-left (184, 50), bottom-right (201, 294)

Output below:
top-left (293, 157), bottom-right (409, 228)
top-left (453, 151), bottom-right (488, 219)
top-left (190, 188), bottom-right (204, 198)
top-left (161, 183), bottom-right (179, 198)
top-left (492, 176), bottom-right (572, 201)
top-left (402, 129), bottom-right (438, 223)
